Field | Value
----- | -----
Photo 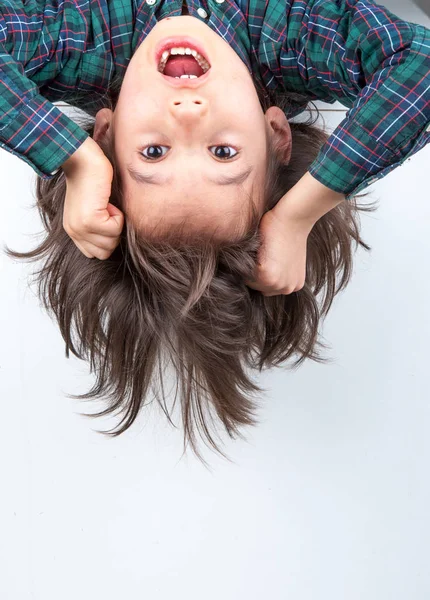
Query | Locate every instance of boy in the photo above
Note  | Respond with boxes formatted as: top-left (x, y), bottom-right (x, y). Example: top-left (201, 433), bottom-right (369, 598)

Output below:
top-left (1, 0), bottom-right (429, 292)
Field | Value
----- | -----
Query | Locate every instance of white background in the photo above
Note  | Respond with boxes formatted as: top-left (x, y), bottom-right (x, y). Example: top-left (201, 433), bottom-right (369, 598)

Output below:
top-left (1, 1), bottom-right (429, 598)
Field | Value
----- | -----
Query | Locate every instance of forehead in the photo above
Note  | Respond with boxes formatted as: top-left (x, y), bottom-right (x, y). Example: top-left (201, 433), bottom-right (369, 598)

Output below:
top-left (124, 171), bottom-right (261, 237)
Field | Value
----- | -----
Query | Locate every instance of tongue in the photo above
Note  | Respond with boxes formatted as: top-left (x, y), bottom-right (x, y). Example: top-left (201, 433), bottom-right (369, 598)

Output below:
top-left (164, 55), bottom-right (204, 78)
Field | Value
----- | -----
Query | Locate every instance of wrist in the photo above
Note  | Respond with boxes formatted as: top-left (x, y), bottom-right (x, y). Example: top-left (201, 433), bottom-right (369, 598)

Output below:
top-left (62, 137), bottom-right (110, 178)
top-left (274, 171), bottom-right (345, 227)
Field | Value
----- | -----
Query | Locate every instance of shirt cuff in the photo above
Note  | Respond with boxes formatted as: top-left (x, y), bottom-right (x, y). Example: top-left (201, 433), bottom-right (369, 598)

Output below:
top-left (308, 118), bottom-right (430, 201)
top-left (0, 92), bottom-right (89, 179)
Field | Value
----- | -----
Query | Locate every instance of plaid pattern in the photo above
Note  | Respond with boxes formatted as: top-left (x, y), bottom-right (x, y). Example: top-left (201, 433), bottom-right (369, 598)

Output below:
top-left (0, 0), bottom-right (429, 199)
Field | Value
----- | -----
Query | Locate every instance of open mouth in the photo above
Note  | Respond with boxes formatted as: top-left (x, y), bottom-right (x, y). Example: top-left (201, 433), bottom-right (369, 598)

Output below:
top-left (157, 45), bottom-right (211, 79)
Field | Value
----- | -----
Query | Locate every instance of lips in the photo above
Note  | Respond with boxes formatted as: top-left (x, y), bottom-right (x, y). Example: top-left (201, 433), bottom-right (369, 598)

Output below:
top-left (154, 36), bottom-right (210, 68)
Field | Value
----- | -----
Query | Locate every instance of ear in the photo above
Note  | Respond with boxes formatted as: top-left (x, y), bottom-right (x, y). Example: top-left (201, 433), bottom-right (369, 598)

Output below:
top-left (93, 108), bottom-right (114, 144)
top-left (264, 106), bottom-right (292, 164)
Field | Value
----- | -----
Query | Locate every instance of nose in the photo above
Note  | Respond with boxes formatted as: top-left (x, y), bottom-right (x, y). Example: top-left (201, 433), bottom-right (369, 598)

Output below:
top-left (169, 96), bottom-right (208, 126)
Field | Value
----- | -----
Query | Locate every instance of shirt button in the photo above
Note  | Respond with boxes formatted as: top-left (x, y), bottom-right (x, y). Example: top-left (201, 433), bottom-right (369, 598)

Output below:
top-left (197, 7), bottom-right (208, 18)
top-left (214, 0), bottom-right (225, 3)
top-left (146, 0), bottom-right (156, 5)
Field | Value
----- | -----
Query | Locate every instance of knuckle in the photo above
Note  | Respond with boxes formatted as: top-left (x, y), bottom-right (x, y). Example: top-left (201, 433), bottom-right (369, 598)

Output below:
top-left (281, 284), bottom-right (296, 295)
top-left (269, 278), bottom-right (283, 290)
top-left (64, 219), bottom-right (80, 237)
top-left (80, 215), bottom-right (93, 230)
top-left (97, 249), bottom-right (112, 260)
top-left (77, 247), bottom-right (92, 259)
top-left (62, 219), bottom-right (72, 235)
top-left (260, 268), bottom-right (279, 288)
top-left (72, 241), bottom-right (92, 259)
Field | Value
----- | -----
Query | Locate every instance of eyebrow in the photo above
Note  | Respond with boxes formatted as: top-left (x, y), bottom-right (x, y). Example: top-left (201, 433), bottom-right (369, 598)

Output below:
top-left (126, 163), bottom-right (253, 186)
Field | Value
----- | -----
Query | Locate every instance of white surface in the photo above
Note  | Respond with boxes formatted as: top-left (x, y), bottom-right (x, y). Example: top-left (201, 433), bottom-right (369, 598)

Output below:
top-left (1, 1), bottom-right (430, 598)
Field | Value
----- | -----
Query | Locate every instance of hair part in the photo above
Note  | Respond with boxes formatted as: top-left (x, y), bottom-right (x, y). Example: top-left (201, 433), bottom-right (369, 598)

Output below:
top-left (4, 73), bottom-right (378, 467)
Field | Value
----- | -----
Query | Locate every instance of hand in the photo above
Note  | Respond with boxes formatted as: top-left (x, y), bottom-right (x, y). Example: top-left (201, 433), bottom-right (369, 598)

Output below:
top-left (245, 172), bottom-right (345, 296)
top-left (244, 207), bottom-right (312, 297)
top-left (62, 146), bottom-right (124, 260)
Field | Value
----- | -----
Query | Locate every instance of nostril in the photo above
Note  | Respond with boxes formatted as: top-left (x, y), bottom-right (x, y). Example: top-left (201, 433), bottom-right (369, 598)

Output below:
top-left (173, 100), bottom-right (203, 105)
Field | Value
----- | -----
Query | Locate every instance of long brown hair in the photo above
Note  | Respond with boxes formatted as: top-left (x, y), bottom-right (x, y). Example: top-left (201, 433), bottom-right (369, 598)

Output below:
top-left (4, 72), bottom-right (378, 467)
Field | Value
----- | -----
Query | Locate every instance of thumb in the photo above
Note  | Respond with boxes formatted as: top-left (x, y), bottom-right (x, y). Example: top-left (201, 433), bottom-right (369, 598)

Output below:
top-left (106, 203), bottom-right (125, 230)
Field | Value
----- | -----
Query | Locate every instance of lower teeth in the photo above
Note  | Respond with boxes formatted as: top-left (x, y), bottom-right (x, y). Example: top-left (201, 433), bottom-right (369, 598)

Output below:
top-left (175, 74), bottom-right (198, 79)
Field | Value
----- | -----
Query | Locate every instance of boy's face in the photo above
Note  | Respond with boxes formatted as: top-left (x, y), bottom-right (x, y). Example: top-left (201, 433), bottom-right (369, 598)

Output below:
top-left (94, 16), bottom-right (291, 238)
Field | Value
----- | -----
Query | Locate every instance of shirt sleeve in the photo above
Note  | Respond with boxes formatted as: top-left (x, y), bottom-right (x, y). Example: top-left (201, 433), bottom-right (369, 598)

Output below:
top-left (0, 22), bottom-right (88, 179)
top-left (283, 0), bottom-right (430, 200)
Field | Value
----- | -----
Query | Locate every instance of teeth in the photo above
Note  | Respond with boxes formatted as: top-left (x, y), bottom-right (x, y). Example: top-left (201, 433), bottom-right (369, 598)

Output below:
top-left (158, 46), bottom-right (210, 74)
top-left (174, 74), bottom-right (198, 79)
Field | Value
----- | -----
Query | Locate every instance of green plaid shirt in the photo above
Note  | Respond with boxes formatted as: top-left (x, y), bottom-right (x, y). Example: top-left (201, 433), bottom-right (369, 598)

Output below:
top-left (0, 0), bottom-right (429, 199)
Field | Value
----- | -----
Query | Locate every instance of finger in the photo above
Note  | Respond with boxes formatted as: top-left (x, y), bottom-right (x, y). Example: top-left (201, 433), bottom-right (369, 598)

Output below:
top-left (245, 281), bottom-right (277, 295)
top-left (73, 241), bottom-right (94, 259)
top-left (93, 205), bottom-right (124, 234)
top-left (85, 241), bottom-right (117, 260)
top-left (75, 232), bottom-right (121, 250)
top-left (105, 203), bottom-right (125, 228)
top-left (81, 224), bottom-right (123, 239)
top-left (244, 280), bottom-right (262, 291)
top-left (245, 275), bottom-right (274, 290)
top-left (74, 240), bottom-right (115, 260)
top-left (263, 288), bottom-right (298, 297)
top-left (260, 291), bottom-right (280, 297)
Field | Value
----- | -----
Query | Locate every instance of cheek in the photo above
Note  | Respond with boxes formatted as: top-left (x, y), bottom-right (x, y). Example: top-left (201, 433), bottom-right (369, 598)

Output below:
top-left (125, 85), bottom-right (162, 116)
top-left (116, 94), bottom-right (153, 133)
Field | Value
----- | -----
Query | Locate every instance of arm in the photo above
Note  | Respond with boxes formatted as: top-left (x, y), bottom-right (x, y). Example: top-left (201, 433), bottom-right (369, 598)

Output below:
top-left (273, 171), bottom-right (345, 227)
top-left (62, 137), bottom-right (112, 178)
top-left (0, 11), bottom-right (89, 178)
top-left (282, 0), bottom-right (430, 200)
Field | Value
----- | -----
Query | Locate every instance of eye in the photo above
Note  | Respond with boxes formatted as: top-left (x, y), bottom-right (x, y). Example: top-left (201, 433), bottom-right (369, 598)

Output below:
top-left (140, 145), bottom-right (169, 160)
top-left (139, 145), bottom-right (240, 161)
top-left (209, 145), bottom-right (239, 160)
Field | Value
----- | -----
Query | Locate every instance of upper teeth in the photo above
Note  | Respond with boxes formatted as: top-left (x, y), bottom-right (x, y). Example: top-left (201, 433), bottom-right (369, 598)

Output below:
top-left (158, 47), bottom-right (210, 75)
